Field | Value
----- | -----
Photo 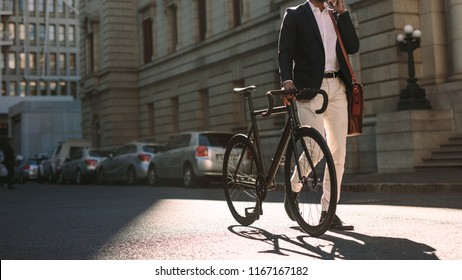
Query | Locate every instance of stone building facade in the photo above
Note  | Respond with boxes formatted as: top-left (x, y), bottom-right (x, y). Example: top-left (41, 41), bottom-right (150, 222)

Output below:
top-left (79, 0), bottom-right (462, 174)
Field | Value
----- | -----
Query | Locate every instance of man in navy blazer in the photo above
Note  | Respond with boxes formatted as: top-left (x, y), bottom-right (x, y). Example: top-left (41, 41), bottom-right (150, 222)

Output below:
top-left (278, 0), bottom-right (359, 230)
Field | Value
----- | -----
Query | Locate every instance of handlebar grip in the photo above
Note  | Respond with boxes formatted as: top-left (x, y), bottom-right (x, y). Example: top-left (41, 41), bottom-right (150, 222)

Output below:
top-left (314, 89), bottom-right (328, 114)
top-left (262, 91), bottom-right (274, 117)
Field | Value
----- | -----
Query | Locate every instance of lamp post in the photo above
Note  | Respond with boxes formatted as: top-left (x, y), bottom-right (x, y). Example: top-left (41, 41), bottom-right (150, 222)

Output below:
top-left (396, 24), bottom-right (432, 110)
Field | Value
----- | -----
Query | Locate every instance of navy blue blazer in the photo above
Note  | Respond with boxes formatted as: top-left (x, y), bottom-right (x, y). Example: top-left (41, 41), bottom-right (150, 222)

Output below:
top-left (278, 3), bottom-right (360, 97)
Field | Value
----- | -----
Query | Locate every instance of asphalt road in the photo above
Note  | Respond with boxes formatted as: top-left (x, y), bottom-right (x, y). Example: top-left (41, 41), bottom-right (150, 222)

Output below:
top-left (0, 182), bottom-right (461, 260)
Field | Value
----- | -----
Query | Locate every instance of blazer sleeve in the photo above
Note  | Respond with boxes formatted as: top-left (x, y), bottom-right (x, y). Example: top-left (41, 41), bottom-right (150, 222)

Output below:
top-left (278, 9), bottom-right (297, 84)
top-left (336, 12), bottom-right (360, 54)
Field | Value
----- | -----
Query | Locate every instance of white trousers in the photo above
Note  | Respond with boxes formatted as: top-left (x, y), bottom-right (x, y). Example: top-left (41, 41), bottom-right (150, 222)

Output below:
top-left (290, 77), bottom-right (348, 211)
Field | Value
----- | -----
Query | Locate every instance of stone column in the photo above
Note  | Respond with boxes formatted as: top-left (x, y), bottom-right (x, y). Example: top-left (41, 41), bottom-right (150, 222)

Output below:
top-left (448, 0), bottom-right (462, 80)
top-left (419, 0), bottom-right (448, 84)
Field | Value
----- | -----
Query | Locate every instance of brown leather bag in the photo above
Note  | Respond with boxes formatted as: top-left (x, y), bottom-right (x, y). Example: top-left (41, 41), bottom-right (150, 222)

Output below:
top-left (348, 82), bottom-right (364, 136)
top-left (329, 11), bottom-right (364, 136)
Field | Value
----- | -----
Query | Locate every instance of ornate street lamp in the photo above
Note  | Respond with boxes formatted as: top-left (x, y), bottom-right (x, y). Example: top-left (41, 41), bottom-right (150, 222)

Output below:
top-left (396, 24), bottom-right (432, 110)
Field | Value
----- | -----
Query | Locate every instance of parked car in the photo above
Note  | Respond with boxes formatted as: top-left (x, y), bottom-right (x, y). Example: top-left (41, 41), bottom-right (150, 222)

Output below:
top-left (60, 147), bottom-right (113, 184)
top-left (39, 139), bottom-right (92, 183)
top-left (147, 131), bottom-right (234, 187)
top-left (96, 141), bottom-right (163, 185)
top-left (14, 157), bottom-right (42, 183)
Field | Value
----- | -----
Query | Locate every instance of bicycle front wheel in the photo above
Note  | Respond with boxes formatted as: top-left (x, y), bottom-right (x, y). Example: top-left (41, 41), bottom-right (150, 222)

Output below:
top-left (223, 134), bottom-right (262, 226)
top-left (284, 126), bottom-right (337, 236)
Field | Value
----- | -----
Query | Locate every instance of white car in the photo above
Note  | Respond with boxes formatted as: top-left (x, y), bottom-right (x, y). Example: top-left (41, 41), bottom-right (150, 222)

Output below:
top-left (148, 131), bottom-right (234, 187)
top-left (96, 141), bottom-right (163, 185)
top-left (39, 139), bottom-right (92, 183)
top-left (60, 148), bottom-right (113, 184)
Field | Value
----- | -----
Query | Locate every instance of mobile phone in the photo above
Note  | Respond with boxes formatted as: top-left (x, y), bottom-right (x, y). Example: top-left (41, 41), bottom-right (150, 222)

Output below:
top-left (325, 0), bottom-right (335, 9)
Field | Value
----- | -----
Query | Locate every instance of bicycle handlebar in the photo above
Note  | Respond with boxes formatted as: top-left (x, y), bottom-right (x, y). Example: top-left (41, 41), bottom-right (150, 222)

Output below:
top-left (263, 88), bottom-right (328, 117)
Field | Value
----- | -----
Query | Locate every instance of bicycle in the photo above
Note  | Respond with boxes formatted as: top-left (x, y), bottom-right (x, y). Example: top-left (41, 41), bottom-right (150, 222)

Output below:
top-left (223, 85), bottom-right (338, 236)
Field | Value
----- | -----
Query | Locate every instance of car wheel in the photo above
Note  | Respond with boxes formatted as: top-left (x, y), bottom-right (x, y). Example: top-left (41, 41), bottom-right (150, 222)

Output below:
top-left (97, 169), bottom-right (106, 184)
top-left (183, 164), bottom-right (197, 188)
top-left (48, 169), bottom-right (55, 184)
top-left (76, 170), bottom-right (83, 184)
top-left (127, 166), bottom-right (136, 185)
top-left (147, 165), bottom-right (158, 186)
top-left (57, 172), bottom-right (64, 184)
top-left (37, 170), bottom-right (44, 184)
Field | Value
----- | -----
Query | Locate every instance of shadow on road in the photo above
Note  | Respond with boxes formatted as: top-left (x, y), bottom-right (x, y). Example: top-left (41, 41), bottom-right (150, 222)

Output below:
top-left (228, 225), bottom-right (438, 260)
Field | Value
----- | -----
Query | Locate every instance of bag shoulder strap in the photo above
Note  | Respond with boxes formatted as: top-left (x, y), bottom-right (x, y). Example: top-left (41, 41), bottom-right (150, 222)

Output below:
top-left (328, 11), bottom-right (358, 84)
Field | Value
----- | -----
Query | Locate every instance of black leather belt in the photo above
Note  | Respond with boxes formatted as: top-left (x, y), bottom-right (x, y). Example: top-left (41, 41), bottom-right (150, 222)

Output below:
top-left (323, 71), bottom-right (339, 78)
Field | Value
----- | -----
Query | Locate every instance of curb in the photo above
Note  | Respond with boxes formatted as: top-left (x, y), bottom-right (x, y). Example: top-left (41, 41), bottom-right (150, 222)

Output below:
top-left (343, 183), bottom-right (462, 194)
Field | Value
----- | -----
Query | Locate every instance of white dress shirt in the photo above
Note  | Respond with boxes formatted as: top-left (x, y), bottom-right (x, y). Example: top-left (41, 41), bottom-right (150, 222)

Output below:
top-left (308, 1), bottom-right (340, 73)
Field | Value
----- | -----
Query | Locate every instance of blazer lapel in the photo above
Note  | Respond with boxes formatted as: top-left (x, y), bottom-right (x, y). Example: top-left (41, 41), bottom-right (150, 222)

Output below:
top-left (302, 2), bottom-right (323, 46)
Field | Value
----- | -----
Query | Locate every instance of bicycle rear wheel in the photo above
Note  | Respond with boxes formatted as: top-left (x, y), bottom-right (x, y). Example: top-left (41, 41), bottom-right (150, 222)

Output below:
top-left (223, 134), bottom-right (262, 226)
top-left (284, 126), bottom-right (337, 236)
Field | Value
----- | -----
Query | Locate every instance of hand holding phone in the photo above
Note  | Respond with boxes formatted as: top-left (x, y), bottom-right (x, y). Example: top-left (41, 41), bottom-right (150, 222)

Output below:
top-left (325, 0), bottom-right (346, 14)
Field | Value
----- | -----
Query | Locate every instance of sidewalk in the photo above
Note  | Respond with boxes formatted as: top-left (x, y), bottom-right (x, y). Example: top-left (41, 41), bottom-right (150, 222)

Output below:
top-left (342, 167), bottom-right (462, 193)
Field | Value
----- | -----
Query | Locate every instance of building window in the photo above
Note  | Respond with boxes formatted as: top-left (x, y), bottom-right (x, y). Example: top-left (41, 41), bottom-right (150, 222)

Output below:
top-left (232, 0), bottom-right (242, 27)
top-left (58, 0), bottom-right (64, 14)
top-left (66, 0), bottom-right (76, 14)
top-left (0, 52), bottom-right (3, 70)
top-left (39, 0), bottom-right (46, 13)
top-left (49, 53), bottom-right (56, 74)
top-left (142, 18), bottom-right (153, 64)
top-left (29, 52), bottom-right (36, 72)
top-left (39, 53), bottom-right (44, 74)
top-left (19, 52), bottom-right (26, 70)
top-left (20, 81), bottom-right (26, 97)
top-left (39, 81), bottom-right (47, 96)
top-left (50, 81), bottom-right (57, 96)
top-left (60, 81), bottom-right (67, 96)
top-left (198, 89), bottom-right (209, 129)
top-left (70, 82), bottom-right (76, 98)
top-left (18, 0), bottom-right (24, 12)
top-left (28, 0), bottom-right (35, 13)
top-left (29, 23), bottom-right (36, 42)
top-left (39, 24), bottom-right (46, 41)
top-left (69, 53), bottom-right (75, 73)
top-left (197, 0), bottom-right (207, 41)
top-left (29, 81), bottom-right (37, 96)
top-left (59, 24), bottom-right (65, 44)
top-left (19, 24), bottom-right (25, 41)
top-left (59, 53), bottom-right (66, 73)
top-left (166, 4), bottom-right (178, 53)
top-left (68, 25), bottom-right (75, 44)
top-left (8, 52), bottom-right (16, 70)
top-left (9, 81), bottom-right (16, 96)
top-left (83, 18), bottom-right (100, 74)
top-left (86, 31), bottom-right (94, 73)
top-left (49, 0), bottom-right (55, 13)
top-left (49, 24), bottom-right (56, 42)
top-left (7, 23), bottom-right (15, 41)
top-left (1, 81), bottom-right (5, 96)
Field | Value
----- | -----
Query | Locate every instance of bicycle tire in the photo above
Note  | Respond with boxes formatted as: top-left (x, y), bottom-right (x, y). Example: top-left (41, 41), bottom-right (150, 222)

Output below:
top-left (223, 134), bottom-right (262, 226)
top-left (284, 126), bottom-right (337, 236)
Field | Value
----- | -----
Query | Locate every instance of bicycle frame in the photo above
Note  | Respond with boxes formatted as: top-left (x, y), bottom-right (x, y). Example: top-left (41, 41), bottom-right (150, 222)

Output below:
top-left (244, 92), bottom-right (303, 191)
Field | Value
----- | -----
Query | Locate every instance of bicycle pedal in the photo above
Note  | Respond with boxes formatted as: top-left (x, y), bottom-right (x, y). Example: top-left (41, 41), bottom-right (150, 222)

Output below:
top-left (245, 207), bottom-right (260, 220)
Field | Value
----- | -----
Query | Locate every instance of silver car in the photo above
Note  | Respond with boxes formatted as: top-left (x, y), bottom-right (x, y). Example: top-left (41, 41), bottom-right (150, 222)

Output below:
top-left (148, 131), bottom-right (233, 187)
top-left (15, 158), bottom-right (41, 183)
top-left (60, 148), bottom-right (113, 184)
top-left (97, 141), bottom-right (163, 185)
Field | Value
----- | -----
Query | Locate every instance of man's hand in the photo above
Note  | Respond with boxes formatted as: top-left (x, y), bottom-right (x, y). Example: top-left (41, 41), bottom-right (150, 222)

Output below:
top-left (281, 80), bottom-right (295, 106)
top-left (328, 0), bottom-right (346, 14)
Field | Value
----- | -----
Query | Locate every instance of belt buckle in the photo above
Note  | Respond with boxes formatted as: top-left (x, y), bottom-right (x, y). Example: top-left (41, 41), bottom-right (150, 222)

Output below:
top-left (325, 71), bottom-right (336, 79)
